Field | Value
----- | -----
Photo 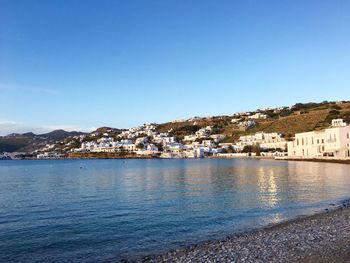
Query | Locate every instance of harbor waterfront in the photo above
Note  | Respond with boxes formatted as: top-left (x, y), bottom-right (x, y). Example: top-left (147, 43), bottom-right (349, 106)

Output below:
top-left (1, 159), bottom-right (350, 262)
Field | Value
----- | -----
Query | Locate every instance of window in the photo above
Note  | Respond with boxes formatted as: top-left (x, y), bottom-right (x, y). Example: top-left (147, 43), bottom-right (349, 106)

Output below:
top-left (322, 139), bottom-right (324, 144)
top-left (317, 139), bottom-right (319, 144)
top-left (297, 139), bottom-right (299, 146)
top-left (302, 138), bottom-right (304, 145)
top-left (347, 133), bottom-right (349, 139)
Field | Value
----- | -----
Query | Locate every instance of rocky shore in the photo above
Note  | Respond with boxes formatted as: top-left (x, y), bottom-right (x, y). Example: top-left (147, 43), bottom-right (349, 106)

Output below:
top-left (275, 157), bottom-right (350, 165)
top-left (140, 202), bottom-right (350, 263)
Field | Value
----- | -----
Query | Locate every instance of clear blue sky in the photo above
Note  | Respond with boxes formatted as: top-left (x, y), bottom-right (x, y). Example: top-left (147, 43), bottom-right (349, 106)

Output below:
top-left (1, 0), bottom-right (350, 134)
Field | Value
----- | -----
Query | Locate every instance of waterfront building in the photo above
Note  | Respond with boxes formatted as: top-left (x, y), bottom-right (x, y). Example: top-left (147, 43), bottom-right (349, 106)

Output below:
top-left (238, 132), bottom-right (287, 151)
top-left (288, 119), bottom-right (350, 158)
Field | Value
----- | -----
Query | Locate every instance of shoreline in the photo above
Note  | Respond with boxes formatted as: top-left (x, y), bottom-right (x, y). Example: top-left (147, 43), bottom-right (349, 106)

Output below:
top-left (275, 157), bottom-right (350, 165)
top-left (3, 156), bottom-right (350, 165)
top-left (139, 200), bottom-right (350, 263)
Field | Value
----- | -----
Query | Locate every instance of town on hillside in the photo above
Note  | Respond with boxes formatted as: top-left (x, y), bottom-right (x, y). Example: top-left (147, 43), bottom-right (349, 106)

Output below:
top-left (1, 101), bottom-right (350, 160)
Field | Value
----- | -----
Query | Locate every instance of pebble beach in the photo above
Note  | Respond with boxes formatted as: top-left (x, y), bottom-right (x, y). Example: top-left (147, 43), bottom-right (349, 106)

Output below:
top-left (140, 202), bottom-right (350, 263)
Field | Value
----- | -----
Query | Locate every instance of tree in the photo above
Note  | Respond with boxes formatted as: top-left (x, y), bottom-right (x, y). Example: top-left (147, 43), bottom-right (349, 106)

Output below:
top-left (330, 104), bottom-right (342, 110)
top-left (136, 143), bottom-right (144, 150)
top-left (227, 145), bottom-right (234, 153)
top-left (253, 144), bottom-right (261, 156)
top-left (242, 144), bottom-right (260, 156)
top-left (221, 148), bottom-right (228, 154)
top-left (242, 145), bottom-right (253, 153)
top-left (154, 143), bottom-right (163, 151)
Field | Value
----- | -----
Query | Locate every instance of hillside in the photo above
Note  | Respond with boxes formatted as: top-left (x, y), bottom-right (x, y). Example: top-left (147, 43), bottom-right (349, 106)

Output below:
top-left (1, 101), bottom-right (349, 153)
top-left (156, 101), bottom-right (350, 142)
top-left (0, 130), bottom-right (86, 152)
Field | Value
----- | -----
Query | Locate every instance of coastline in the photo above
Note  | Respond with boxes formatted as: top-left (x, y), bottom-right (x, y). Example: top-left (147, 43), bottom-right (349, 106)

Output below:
top-left (139, 201), bottom-right (350, 263)
top-left (275, 157), bottom-right (350, 165)
top-left (4, 156), bottom-right (350, 165)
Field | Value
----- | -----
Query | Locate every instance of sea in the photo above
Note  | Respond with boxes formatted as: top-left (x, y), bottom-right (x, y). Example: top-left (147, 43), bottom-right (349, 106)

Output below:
top-left (0, 158), bottom-right (349, 262)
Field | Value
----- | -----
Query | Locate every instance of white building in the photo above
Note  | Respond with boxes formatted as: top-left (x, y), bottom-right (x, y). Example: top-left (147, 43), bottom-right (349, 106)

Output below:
top-left (238, 120), bottom-right (256, 128)
top-left (248, 113), bottom-right (268, 120)
top-left (135, 137), bottom-right (148, 145)
top-left (231, 118), bottom-right (240, 123)
top-left (210, 134), bottom-right (226, 143)
top-left (136, 144), bottom-right (159, 155)
top-left (37, 152), bottom-right (65, 159)
top-left (238, 132), bottom-right (287, 151)
top-left (195, 126), bottom-right (212, 138)
top-left (202, 139), bottom-right (215, 147)
top-left (183, 134), bottom-right (198, 142)
top-left (288, 119), bottom-right (350, 158)
top-left (332, 119), bottom-right (347, 127)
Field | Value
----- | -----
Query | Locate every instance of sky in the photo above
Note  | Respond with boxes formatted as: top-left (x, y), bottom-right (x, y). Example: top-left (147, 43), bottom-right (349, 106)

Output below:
top-left (1, 0), bottom-right (350, 135)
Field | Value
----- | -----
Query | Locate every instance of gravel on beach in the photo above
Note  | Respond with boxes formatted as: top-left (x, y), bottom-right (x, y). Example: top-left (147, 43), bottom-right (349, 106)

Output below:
top-left (139, 203), bottom-right (350, 263)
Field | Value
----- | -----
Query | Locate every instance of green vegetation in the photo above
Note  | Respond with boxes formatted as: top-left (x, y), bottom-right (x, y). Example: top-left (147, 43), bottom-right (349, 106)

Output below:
top-left (168, 125), bottom-right (201, 140)
top-left (136, 143), bottom-right (144, 149)
top-left (242, 145), bottom-right (261, 156)
top-left (0, 137), bottom-right (30, 152)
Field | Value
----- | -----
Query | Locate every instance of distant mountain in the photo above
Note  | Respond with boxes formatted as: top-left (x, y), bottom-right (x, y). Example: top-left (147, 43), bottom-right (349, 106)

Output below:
top-left (22, 132), bottom-right (36, 137)
top-left (0, 130), bottom-right (86, 153)
top-left (38, 130), bottom-right (86, 141)
top-left (93, 127), bottom-right (125, 134)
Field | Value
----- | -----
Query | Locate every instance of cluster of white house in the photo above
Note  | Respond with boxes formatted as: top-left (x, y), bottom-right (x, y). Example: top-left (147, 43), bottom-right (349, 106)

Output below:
top-left (37, 152), bottom-right (65, 159)
top-left (35, 117), bottom-right (350, 159)
top-left (75, 125), bottom-right (226, 158)
top-left (288, 119), bottom-right (350, 158)
top-left (68, 123), bottom-right (289, 158)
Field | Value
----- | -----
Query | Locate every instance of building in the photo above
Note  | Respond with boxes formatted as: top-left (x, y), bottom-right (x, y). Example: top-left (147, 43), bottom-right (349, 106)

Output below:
top-left (248, 113), bottom-right (268, 119)
top-left (238, 120), bottom-right (256, 128)
top-left (288, 119), bottom-right (350, 158)
top-left (210, 134), bottom-right (226, 142)
top-left (238, 132), bottom-right (287, 151)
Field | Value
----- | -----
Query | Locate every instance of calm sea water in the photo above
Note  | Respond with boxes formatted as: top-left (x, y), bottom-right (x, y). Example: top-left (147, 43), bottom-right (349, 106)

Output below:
top-left (0, 159), bottom-right (349, 262)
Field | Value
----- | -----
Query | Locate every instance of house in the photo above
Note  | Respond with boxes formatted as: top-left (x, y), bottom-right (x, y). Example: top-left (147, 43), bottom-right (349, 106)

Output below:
top-left (167, 143), bottom-right (184, 153)
top-left (146, 144), bottom-right (158, 151)
top-left (122, 144), bottom-right (136, 152)
top-left (238, 121), bottom-right (256, 128)
top-left (195, 126), bottom-right (212, 138)
top-left (37, 152), bottom-right (65, 159)
top-left (238, 132), bottom-right (287, 151)
top-left (183, 148), bottom-right (204, 158)
top-left (210, 134), bottom-right (226, 143)
top-left (332, 119), bottom-right (347, 127)
top-left (120, 139), bottom-right (133, 145)
top-left (288, 119), bottom-right (350, 158)
top-left (135, 137), bottom-right (148, 145)
top-left (136, 144), bottom-right (159, 155)
top-left (202, 139), bottom-right (215, 147)
top-left (183, 134), bottom-right (198, 142)
top-left (248, 113), bottom-right (268, 119)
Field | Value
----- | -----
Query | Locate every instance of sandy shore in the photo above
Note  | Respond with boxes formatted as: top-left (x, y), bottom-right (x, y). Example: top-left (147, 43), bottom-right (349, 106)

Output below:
top-left (139, 201), bottom-right (350, 263)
